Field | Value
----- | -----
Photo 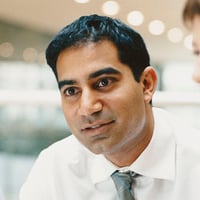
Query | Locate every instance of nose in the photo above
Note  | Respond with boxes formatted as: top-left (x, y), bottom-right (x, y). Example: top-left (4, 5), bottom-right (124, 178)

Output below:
top-left (78, 89), bottom-right (103, 116)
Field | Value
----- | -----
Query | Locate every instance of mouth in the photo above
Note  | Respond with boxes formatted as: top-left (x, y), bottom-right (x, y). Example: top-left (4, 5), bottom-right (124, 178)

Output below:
top-left (81, 120), bottom-right (115, 133)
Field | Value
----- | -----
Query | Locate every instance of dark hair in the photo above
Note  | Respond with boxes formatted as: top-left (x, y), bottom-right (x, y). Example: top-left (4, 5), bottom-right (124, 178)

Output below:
top-left (46, 14), bottom-right (150, 82)
top-left (183, 0), bottom-right (200, 28)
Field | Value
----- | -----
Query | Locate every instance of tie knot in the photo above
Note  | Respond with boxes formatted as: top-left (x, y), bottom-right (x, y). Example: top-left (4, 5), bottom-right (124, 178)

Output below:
top-left (111, 170), bottom-right (138, 200)
top-left (111, 171), bottom-right (135, 190)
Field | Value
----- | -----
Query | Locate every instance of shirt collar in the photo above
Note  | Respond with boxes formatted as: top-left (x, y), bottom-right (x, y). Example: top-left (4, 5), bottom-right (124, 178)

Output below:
top-left (90, 108), bottom-right (176, 184)
top-left (90, 154), bottom-right (117, 184)
top-left (130, 108), bottom-right (176, 181)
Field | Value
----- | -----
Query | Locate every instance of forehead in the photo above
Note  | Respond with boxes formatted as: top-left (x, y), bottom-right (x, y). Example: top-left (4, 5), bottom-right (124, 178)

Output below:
top-left (56, 40), bottom-right (125, 78)
top-left (58, 40), bottom-right (118, 60)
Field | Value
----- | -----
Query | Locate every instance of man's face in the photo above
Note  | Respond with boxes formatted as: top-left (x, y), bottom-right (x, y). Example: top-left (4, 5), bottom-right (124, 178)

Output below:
top-left (56, 40), bottom-right (155, 159)
top-left (191, 15), bottom-right (200, 83)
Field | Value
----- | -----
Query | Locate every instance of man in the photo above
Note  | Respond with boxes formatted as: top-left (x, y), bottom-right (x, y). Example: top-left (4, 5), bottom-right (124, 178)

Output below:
top-left (19, 14), bottom-right (200, 200)
top-left (183, 0), bottom-right (200, 83)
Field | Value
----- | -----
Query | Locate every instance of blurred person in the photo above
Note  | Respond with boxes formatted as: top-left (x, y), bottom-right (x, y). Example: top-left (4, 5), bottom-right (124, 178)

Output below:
top-left (183, 0), bottom-right (200, 83)
top-left (19, 14), bottom-right (200, 200)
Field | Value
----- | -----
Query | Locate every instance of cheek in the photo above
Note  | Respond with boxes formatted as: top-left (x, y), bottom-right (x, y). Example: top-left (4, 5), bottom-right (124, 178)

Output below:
top-left (61, 102), bottom-right (75, 127)
top-left (124, 90), bottom-right (145, 122)
top-left (112, 88), bottom-right (145, 120)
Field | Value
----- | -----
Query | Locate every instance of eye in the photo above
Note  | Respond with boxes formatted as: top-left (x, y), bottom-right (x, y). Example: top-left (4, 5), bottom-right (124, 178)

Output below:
top-left (98, 78), bottom-right (110, 87)
top-left (64, 87), bottom-right (78, 96)
top-left (95, 77), bottom-right (115, 89)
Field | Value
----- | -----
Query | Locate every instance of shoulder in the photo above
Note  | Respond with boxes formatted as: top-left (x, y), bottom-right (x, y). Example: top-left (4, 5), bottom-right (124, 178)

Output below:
top-left (38, 135), bottom-right (93, 164)
top-left (20, 135), bottom-right (94, 199)
top-left (153, 107), bottom-right (200, 151)
top-left (174, 122), bottom-right (200, 153)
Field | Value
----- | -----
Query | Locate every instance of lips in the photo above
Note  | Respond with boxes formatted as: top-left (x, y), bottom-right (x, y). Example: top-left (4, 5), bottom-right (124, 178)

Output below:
top-left (81, 120), bottom-right (114, 131)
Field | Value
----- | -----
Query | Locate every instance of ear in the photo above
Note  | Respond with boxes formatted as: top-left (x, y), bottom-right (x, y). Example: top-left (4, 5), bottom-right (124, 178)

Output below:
top-left (140, 66), bottom-right (157, 103)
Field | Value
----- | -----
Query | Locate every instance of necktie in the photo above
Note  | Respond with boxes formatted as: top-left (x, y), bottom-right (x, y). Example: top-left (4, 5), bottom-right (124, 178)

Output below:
top-left (111, 170), bottom-right (137, 200)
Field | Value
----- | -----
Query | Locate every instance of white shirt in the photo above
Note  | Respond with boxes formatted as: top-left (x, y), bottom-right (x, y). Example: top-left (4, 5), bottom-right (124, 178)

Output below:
top-left (19, 108), bottom-right (200, 200)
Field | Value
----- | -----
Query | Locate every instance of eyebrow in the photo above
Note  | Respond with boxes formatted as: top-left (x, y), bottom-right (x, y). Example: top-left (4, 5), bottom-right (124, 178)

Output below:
top-left (89, 67), bottom-right (121, 79)
top-left (58, 67), bottom-right (121, 89)
top-left (58, 80), bottom-right (76, 89)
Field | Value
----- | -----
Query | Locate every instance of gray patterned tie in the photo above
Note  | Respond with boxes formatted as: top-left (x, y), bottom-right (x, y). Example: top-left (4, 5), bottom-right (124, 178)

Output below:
top-left (111, 170), bottom-right (137, 200)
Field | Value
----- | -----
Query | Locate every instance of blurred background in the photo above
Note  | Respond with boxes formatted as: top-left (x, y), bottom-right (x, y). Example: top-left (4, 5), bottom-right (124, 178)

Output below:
top-left (0, 0), bottom-right (200, 199)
